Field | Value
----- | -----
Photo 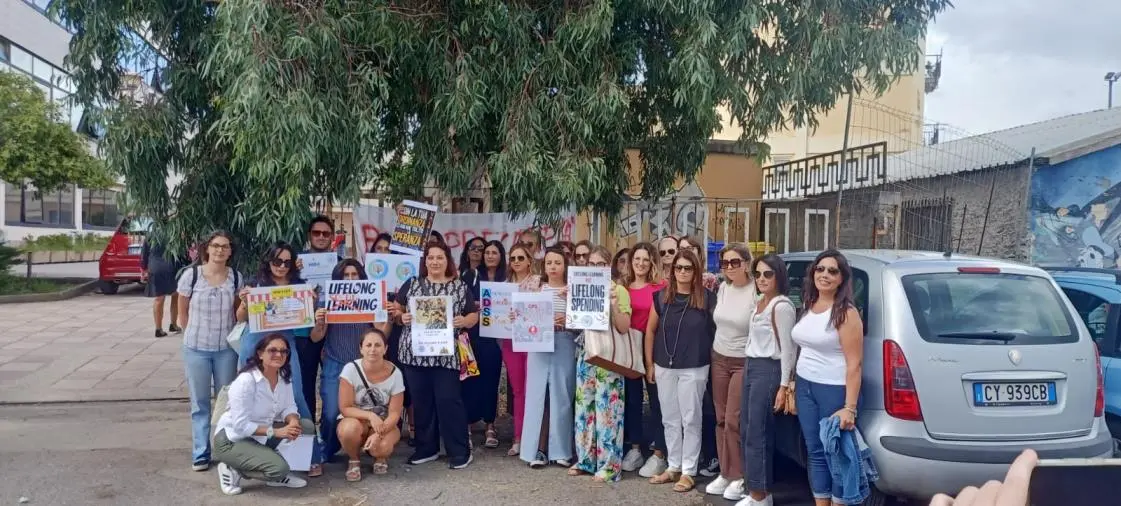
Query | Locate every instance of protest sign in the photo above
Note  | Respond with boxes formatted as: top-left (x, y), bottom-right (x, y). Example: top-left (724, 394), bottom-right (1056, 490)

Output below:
top-left (512, 292), bottom-right (554, 353)
top-left (390, 200), bottom-right (438, 255)
top-left (364, 253), bottom-right (419, 295)
top-left (566, 267), bottom-right (611, 331)
top-left (246, 284), bottom-right (316, 332)
top-left (324, 280), bottom-right (388, 323)
top-left (409, 295), bottom-right (454, 356)
top-left (479, 282), bottom-right (517, 339)
top-left (298, 252), bottom-right (337, 295)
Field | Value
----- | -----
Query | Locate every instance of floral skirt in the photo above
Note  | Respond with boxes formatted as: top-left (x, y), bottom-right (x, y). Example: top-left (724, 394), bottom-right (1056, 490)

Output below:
top-left (573, 351), bottom-right (625, 481)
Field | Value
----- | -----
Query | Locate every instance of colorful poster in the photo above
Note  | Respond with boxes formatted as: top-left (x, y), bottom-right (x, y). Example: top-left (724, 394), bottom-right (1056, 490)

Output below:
top-left (566, 267), bottom-right (612, 331)
top-left (364, 253), bottom-right (419, 295)
top-left (390, 200), bottom-right (438, 256)
top-left (409, 295), bottom-right (454, 356)
top-left (298, 252), bottom-right (337, 295)
top-left (324, 280), bottom-right (388, 323)
top-left (479, 282), bottom-right (518, 339)
top-left (246, 284), bottom-right (316, 332)
top-left (512, 292), bottom-right (554, 353)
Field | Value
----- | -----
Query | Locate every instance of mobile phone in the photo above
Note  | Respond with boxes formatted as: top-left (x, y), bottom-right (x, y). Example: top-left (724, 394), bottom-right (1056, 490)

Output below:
top-left (1029, 457), bottom-right (1121, 505)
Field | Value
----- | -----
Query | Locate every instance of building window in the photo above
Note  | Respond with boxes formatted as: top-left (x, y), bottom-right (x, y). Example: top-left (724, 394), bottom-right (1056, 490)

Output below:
top-left (83, 189), bottom-right (121, 229)
top-left (3, 182), bottom-right (76, 227)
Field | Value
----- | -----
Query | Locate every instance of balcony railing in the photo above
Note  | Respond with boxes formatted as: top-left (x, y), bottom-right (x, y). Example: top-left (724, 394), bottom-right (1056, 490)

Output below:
top-left (761, 142), bottom-right (888, 200)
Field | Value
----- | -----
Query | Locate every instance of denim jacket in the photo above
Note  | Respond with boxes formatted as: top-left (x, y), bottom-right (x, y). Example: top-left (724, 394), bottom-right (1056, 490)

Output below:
top-left (819, 416), bottom-right (880, 505)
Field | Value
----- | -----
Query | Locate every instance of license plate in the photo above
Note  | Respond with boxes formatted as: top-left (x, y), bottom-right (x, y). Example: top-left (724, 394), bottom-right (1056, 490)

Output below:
top-left (127, 245), bottom-right (142, 255)
top-left (973, 382), bottom-right (1056, 407)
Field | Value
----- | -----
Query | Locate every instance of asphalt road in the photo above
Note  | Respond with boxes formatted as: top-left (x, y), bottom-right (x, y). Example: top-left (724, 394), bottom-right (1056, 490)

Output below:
top-left (0, 400), bottom-right (816, 506)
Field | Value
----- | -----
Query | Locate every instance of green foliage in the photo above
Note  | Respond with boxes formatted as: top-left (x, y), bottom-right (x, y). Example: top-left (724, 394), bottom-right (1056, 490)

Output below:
top-left (54, 0), bottom-right (950, 264)
top-left (0, 238), bottom-right (23, 274)
top-left (21, 233), bottom-right (109, 253)
top-left (0, 72), bottom-right (114, 193)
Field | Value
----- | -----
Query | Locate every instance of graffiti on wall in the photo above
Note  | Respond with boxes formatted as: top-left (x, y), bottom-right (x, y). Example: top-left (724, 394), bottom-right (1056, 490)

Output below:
top-left (1030, 146), bottom-right (1121, 267)
top-left (616, 181), bottom-right (710, 242)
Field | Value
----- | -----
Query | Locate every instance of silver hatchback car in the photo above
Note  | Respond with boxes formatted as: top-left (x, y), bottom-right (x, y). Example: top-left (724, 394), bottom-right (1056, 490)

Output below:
top-left (776, 250), bottom-right (1113, 504)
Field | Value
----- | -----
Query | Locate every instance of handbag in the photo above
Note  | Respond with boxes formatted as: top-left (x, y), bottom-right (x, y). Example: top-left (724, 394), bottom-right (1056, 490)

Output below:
top-left (767, 299), bottom-right (799, 415)
top-left (226, 322), bottom-right (248, 354)
top-left (457, 331), bottom-right (480, 381)
top-left (583, 324), bottom-right (646, 379)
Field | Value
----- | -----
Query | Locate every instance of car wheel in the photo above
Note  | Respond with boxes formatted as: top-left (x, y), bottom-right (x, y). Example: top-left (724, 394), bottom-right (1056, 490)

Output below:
top-left (98, 281), bottom-right (119, 295)
top-left (862, 486), bottom-right (894, 506)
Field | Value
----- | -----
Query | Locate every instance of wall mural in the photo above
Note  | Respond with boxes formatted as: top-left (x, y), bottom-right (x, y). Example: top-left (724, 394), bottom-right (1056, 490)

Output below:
top-left (616, 181), bottom-right (710, 243)
top-left (1030, 145), bottom-right (1121, 267)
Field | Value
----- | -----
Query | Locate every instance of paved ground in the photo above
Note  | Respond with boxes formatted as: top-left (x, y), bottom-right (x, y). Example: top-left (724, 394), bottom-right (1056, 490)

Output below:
top-left (0, 401), bottom-right (815, 506)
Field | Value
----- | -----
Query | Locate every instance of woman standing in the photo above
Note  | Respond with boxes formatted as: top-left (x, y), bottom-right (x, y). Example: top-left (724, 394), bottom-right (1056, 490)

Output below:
top-left (393, 241), bottom-right (479, 469)
top-left (177, 231), bottom-right (243, 472)
top-left (573, 240), bottom-right (593, 267)
top-left (611, 248), bottom-right (631, 281)
top-left (337, 328), bottom-right (406, 481)
top-left (622, 243), bottom-right (669, 477)
top-left (461, 240), bottom-right (507, 449)
top-left (213, 333), bottom-right (315, 495)
top-left (501, 242), bottom-right (538, 456)
top-left (369, 233), bottom-right (392, 254)
top-left (677, 235), bottom-right (720, 478)
top-left (570, 245), bottom-right (632, 482)
top-left (705, 244), bottom-right (757, 501)
top-left (736, 254), bottom-right (796, 506)
top-left (142, 234), bottom-right (182, 338)
top-left (459, 237), bottom-right (486, 276)
top-left (678, 236), bottom-right (719, 291)
top-left (521, 246), bottom-right (578, 468)
top-left (644, 249), bottom-right (716, 493)
top-left (791, 249), bottom-right (864, 506)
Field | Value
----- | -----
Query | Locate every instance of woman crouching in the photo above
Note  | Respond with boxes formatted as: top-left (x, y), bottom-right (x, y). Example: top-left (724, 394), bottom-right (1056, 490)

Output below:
top-left (337, 328), bottom-right (405, 481)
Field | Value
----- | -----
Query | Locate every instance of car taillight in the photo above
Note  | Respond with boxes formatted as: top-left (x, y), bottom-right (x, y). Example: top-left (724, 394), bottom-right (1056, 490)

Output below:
top-left (884, 340), bottom-right (923, 421)
top-left (1095, 346), bottom-right (1105, 418)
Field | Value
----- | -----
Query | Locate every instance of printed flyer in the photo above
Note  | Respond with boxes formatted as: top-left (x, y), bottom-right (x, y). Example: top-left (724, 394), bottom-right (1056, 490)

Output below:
top-left (246, 284), bottom-right (317, 333)
top-left (390, 200), bottom-right (438, 255)
top-left (566, 267), bottom-right (611, 331)
top-left (409, 295), bottom-right (454, 356)
top-left (298, 252), bottom-right (338, 295)
top-left (512, 292), bottom-right (554, 353)
top-left (479, 281), bottom-right (518, 339)
top-left (324, 280), bottom-right (388, 323)
top-left (364, 253), bottom-right (420, 295)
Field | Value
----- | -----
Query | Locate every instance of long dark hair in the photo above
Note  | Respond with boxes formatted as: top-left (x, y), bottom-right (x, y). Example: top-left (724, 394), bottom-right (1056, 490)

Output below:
top-left (459, 237), bottom-right (486, 274)
top-left (481, 240), bottom-right (508, 282)
top-left (240, 333), bottom-right (292, 383)
top-left (752, 254), bottom-right (790, 296)
top-left (542, 245), bottom-right (570, 284)
top-left (419, 240), bottom-right (457, 279)
top-left (802, 249), bottom-right (855, 329)
top-left (257, 241), bottom-right (303, 286)
top-left (332, 258), bottom-right (367, 280)
top-left (663, 249), bottom-right (706, 309)
top-left (369, 232), bottom-right (392, 253)
top-left (611, 247), bottom-right (631, 281)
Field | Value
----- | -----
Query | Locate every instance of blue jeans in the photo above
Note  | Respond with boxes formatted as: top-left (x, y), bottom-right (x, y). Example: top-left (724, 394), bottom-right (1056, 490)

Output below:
top-left (795, 375), bottom-right (848, 503)
top-left (183, 346), bottom-right (238, 464)
top-left (239, 331), bottom-right (324, 464)
top-left (320, 356), bottom-right (347, 459)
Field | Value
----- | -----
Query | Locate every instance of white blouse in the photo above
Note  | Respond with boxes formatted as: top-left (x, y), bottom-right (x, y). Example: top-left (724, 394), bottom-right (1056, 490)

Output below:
top-left (745, 296), bottom-right (798, 386)
top-left (215, 369), bottom-right (299, 441)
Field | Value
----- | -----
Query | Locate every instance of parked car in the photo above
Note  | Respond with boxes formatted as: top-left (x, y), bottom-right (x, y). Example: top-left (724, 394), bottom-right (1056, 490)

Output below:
top-left (1045, 267), bottom-right (1121, 444)
top-left (775, 250), bottom-right (1111, 505)
top-left (97, 217), bottom-right (151, 294)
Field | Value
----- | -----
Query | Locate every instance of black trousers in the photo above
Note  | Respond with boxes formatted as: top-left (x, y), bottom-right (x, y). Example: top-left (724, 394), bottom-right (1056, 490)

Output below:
top-left (624, 377), bottom-right (667, 452)
top-left (462, 336), bottom-right (502, 424)
top-left (701, 375), bottom-right (718, 463)
top-left (403, 364), bottom-right (470, 460)
top-left (294, 337), bottom-right (323, 422)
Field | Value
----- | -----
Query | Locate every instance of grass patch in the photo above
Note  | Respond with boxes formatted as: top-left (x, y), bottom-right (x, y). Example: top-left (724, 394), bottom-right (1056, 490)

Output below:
top-left (0, 275), bottom-right (81, 296)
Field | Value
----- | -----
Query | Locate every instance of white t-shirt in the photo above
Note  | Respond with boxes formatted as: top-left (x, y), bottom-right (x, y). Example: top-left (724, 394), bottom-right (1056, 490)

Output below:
top-left (339, 361), bottom-right (406, 419)
top-left (712, 282), bottom-right (756, 358)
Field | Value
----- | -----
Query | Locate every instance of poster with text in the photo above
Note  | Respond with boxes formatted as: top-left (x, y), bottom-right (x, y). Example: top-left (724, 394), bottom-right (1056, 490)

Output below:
top-left (512, 292), bottom-right (554, 353)
top-left (479, 282), bottom-right (518, 339)
top-left (390, 200), bottom-right (438, 255)
top-left (324, 280), bottom-right (388, 323)
top-left (246, 284), bottom-right (317, 333)
top-left (409, 295), bottom-right (454, 356)
top-left (364, 253), bottom-right (419, 295)
top-left (298, 252), bottom-right (338, 295)
top-left (566, 267), bottom-right (611, 331)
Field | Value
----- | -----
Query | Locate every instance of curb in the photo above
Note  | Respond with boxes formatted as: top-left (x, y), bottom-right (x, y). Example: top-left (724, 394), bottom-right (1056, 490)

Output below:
top-left (0, 278), bottom-right (98, 304)
top-left (0, 396), bottom-right (189, 407)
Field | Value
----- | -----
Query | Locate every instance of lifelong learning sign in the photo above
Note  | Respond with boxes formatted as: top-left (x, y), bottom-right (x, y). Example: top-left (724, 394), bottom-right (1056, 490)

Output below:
top-left (324, 280), bottom-right (388, 323)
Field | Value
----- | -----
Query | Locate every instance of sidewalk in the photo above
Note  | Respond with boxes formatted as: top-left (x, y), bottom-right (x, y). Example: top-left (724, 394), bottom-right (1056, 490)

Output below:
top-left (0, 291), bottom-right (187, 404)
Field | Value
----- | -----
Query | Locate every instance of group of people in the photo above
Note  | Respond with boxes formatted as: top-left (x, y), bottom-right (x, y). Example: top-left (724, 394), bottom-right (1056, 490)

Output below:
top-left (165, 214), bottom-right (866, 506)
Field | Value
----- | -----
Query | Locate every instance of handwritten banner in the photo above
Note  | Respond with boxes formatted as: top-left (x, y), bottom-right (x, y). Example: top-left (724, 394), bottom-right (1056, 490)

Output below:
top-left (410, 295), bottom-right (454, 356)
top-left (512, 292), bottom-right (554, 353)
top-left (390, 200), bottom-right (438, 256)
top-left (246, 284), bottom-right (316, 332)
top-left (325, 280), bottom-right (388, 323)
top-left (479, 282), bottom-right (518, 339)
top-left (566, 267), bottom-right (611, 330)
top-left (364, 253), bottom-right (419, 296)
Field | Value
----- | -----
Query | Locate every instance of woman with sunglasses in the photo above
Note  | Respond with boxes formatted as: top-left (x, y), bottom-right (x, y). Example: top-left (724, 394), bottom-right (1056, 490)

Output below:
top-left (236, 241), bottom-right (324, 476)
top-left (791, 249), bottom-right (864, 506)
top-left (677, 236), bottom-right (719, 291)
top-left (459, 237), bottom-right (486, 277)
top-left (498, 242), bottom-right (538, 456)
top-left (460, 240), bottom-right (507, 449)
top-left (677, 235), bottom-right (720, 478)
top-left (573, 240), bottom-right (594, 267)
top-left (622, 242), bottom-right (669, 477)
top-left (644, 249), bottom-right (716, 493)
top-left (704, 244), bottom-right (757, 501)
top-left (736, 254), bottom-right (796, 506)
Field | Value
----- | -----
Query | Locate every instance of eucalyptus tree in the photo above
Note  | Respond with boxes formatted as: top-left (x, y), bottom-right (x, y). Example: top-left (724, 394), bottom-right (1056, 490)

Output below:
top-left (54, 0), bottom-right (950, 265)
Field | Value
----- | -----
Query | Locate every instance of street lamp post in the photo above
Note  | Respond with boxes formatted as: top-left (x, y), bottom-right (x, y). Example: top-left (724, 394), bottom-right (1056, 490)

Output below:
top-left (1107, 72), bottom-right (1121, 109)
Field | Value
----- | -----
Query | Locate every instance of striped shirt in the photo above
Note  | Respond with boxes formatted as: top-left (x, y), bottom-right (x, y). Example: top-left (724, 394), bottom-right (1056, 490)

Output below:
top-left (323, 323), bottom-right (369, 363)
top-left (176, 266), bottom-right (243, 351)
top-left (541, 284), bottom-right (567, 321)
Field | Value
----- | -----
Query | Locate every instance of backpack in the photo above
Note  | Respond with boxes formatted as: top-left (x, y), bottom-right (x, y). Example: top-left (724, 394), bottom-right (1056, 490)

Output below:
top-left (179, 264), bottom-right (241, 297)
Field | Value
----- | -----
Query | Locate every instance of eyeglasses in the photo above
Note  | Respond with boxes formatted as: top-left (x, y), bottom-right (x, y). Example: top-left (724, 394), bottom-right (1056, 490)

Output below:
top-left (674, 264), bottom-right (695, 273)
top-left (589, 261), bottom-right (608, 267)
top-left (815, 265), bottom-right (841, 276)
top-left (310, 230), bottom-right (332, 238)
top-left (660, 249), bottom-right (676, 257)
top-left (209, 243), bottom-right (231, 251)
top-left (753, 270), bottom-right (775, 279)
top-left (575, 253), bottom-right (589, 259)
top-left (265, 348), bottom-right (289, 356)
top-left (681, 245), bottom-right (697, 252)
top-left (468, 244), bottom-right (484, 252)
top-left (720, 259), bottom-right (743, 269)
top-left (271, 258), bottom-right (294, 268)
top-left (510, 255), bottom-right (527, 262)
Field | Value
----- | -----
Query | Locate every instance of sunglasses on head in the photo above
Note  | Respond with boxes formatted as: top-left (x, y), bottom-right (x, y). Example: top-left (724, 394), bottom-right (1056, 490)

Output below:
top-left (310, 230), bottom-right (332, 238)
top-left (720, 258), bottom-right (743, 269)
top-left (660, 248), bottom-right (676, 256)
top-left (674, 264), bottom-right (695, 272)
top-left (815, 265), bottom-right (841, 275)
top-left (754, 270), bottom-right (775, 279)
top-left (270, 258), bottom-right (294, 268)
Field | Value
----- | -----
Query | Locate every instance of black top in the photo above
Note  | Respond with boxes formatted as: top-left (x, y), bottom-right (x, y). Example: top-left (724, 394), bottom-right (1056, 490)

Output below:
top-left (652, 288), bottom-right (717, 369)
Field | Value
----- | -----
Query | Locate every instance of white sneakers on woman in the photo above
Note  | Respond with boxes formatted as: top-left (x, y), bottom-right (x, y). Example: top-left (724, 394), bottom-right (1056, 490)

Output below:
top-left (705, 476), bottom-right (745, 500)
top-left (217, 463), bottom-right (242, 496)
top-left (735, 494), bottom-right (774, 506)
top-left (266, 474), bottom-right (308, 488)
top-left (621, 448), bottom-right (645, 472)
top-left (637, 454), bottom-right (668, 478)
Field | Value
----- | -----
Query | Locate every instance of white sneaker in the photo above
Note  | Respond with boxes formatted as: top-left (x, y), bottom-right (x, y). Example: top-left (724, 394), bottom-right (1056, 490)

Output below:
top-left (216, 462), bottom-right (242, 496)
top-left (638, 454), bottom-right (668, 478)
top-left (621, 448), bottom-right (644, 472)
top-left (723, 479), bottom-right (745, 501)
top-left (735, 494), bottom-right (773, 506)
top-left (266, 474), bottom-right (308, 488)
top-left (704, 475), bottom-right (730, 495)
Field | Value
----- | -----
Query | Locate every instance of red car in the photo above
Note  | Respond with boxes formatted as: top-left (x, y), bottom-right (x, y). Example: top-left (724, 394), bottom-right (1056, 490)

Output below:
top-left (97, 217), bottom-right (151, 294)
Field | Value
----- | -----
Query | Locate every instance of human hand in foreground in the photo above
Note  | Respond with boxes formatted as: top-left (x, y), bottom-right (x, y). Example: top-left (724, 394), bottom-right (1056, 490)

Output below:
top-left (929, 449), bottom-right (1038, 506)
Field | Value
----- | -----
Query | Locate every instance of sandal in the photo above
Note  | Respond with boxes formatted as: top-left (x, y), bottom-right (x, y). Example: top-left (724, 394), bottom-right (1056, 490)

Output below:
top-left (484, 428), bottom-right (500, 449)
top-left (648, 470), bottom-right (681, 485)
top-left (308, 463), bottom-right (323, 478)
top-left (506, 442), bottom-right (520, 457)
top-left (567, 465), bottom-right (588, 476)
top-left (672, 474), bottom-right (695, 493)
top-left (372, 461), bottom-right (389, 475)
top-left (345, 460), bottom-right (361, 482)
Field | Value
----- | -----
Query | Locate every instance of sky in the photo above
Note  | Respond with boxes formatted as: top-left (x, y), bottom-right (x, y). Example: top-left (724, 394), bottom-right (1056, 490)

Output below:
top-left (924, 0), bottom-right (1121, 136)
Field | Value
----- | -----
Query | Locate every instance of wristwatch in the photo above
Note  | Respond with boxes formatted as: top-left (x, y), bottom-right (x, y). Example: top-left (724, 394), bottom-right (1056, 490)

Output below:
top-left (266, 427), bottom-right (275, 439)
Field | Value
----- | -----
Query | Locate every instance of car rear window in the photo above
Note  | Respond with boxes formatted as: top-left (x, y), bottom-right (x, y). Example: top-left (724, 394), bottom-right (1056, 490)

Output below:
top-left (901, 272), bottom-right (1078, 345)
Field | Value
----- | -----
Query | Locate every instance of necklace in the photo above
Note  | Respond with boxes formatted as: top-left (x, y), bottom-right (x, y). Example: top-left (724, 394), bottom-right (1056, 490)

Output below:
top-left (660, 294), bottom-right (688, 367)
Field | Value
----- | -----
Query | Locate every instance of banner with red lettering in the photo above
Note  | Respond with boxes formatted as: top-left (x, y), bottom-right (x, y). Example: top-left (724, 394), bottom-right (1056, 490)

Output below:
top-left (353, 205), bottom-right (576, 261)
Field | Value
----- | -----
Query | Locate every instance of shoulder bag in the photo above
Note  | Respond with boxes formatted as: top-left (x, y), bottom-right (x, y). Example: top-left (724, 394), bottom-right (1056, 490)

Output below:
top-left (770, 298), bottom-right (799, 415)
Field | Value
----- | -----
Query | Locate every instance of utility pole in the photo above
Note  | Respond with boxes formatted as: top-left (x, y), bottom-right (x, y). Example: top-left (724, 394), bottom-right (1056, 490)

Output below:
top-left (1107, 72), bottom-right (1121, 109)
top-left (833, 92), bottom-right (855, 247)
